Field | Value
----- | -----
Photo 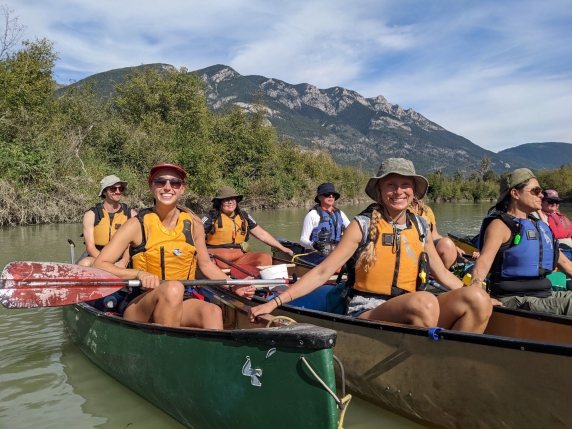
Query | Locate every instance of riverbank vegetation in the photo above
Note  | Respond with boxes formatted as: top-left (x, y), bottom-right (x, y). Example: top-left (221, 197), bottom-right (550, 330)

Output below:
top-left (1, 10), bottom-right (570, 226)
top-left (0, 23), bottom-right (369, 226)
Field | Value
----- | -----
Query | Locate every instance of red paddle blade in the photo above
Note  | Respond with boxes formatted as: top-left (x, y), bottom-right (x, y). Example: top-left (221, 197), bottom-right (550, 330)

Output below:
top-left (230, 264), bottom-right (261, 279)
top-left (1, 261), bottom-right (126, 308)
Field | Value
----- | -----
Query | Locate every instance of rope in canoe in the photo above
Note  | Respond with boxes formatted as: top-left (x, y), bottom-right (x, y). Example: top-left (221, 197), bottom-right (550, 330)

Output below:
top-left (265, 315), bottom-right (297, 328)
top-left (300, 356), bottom-right (352, 429)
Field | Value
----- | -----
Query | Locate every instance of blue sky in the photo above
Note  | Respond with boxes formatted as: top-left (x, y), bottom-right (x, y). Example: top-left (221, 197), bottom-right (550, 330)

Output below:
top-left (5, 0), bottom-right (572, 151)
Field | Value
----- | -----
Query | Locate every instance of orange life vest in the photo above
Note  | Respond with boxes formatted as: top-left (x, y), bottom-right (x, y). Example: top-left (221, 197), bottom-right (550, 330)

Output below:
top-left (353, 212), bottom-right (427, 296)
top-left (91, 203), bottom-right (131, 249)
top-left (205, 212), bottom-right (248, 247)
top-left (131, 207), bottom-right (197, 280)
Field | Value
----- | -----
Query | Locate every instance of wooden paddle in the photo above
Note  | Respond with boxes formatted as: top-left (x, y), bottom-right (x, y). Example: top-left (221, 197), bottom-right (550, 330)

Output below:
top-left (0, 261), bottom-right (294, 309)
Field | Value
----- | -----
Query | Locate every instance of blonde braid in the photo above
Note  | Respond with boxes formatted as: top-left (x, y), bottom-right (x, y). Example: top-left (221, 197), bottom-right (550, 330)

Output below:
top-left (356, 203), bottom-right (382, 272)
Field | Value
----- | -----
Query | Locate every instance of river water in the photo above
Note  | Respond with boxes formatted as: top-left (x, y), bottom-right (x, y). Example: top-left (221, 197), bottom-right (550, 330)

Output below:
top-left (1, 202), bottom-right (570, 428)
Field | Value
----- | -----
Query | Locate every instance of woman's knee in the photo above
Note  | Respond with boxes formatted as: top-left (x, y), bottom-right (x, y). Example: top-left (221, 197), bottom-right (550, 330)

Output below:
top-left (461, 287), bottom-right (492, 319)
top-left (406, 293), bottom-right (439, 326)
top-left (158, 281), bottom-right (185, 303)
top-left (436, 238), bottom-right (456, 255)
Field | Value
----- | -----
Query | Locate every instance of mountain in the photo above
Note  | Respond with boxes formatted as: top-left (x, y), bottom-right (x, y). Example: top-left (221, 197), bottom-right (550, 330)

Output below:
top-left (497, 143), bottom-right (572, 170)
top-left (61, 63), bottom-right (556, 175)
top-left (196, 65), bottom-right (518, 175)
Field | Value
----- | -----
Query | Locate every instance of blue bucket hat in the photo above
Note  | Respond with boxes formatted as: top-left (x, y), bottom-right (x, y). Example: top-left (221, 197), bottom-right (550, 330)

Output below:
top-left (315, 183), bottom-right (340, 203)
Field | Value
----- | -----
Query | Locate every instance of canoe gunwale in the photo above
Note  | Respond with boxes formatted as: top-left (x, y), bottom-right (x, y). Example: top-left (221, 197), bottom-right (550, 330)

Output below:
top-left (73, 302), bottom-right (337, 350)
top-left (237, 295), bottom-right (572, 357)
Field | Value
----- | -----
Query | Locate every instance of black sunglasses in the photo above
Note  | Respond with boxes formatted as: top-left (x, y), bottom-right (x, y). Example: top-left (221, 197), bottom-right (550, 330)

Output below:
top-left (321, 193), bottom-right (336, 198)
top-left (544, 199), bottom-right (560, 205)
top-left (107, 186), bottom-right (125, 193)
top-left (153, 177), bottom-right (184, 189)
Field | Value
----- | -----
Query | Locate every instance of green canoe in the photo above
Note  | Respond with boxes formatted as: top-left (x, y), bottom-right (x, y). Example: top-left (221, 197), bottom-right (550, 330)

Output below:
top-left (63, 286), bottom-right (346, 429)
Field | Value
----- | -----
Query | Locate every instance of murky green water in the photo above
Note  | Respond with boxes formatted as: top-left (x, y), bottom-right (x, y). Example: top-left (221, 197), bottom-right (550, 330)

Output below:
top-left (1, 202), bottom-right (570, 428)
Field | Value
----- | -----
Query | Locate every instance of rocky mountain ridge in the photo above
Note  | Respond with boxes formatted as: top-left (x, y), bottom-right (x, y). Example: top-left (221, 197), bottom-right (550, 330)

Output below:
top-left (63, 63), bottom-right (570, 175)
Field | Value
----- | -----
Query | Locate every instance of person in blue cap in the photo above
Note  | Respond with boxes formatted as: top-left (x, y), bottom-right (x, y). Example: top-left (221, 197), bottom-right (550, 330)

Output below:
top-left (299, 183), bottom-right (350, 265)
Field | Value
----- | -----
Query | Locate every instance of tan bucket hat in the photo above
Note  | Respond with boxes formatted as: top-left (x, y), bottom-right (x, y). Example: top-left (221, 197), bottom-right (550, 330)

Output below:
top-left (212, 186), bottom-right (243, 203)
top-left (365, 158), bottom-right (429, 201)
top-left (99, 175), bottom-right (128, 197)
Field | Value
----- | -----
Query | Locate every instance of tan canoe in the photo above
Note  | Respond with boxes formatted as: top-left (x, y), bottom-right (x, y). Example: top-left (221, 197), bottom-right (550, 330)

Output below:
top-left (225, 284), bottom-right (572, 429)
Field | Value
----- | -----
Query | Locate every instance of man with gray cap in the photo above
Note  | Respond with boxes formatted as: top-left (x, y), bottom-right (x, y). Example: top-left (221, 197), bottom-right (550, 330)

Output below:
top-left (78, 175), bottom-right (137, 267)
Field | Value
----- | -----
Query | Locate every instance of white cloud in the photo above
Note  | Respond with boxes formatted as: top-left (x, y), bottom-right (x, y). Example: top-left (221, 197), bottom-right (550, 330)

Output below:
top-left (4, 0), bottom-right (571, 150)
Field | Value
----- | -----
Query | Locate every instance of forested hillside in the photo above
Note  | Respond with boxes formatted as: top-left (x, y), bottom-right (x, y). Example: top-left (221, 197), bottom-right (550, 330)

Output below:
top-left (0, 39), bottom-right (367, 225)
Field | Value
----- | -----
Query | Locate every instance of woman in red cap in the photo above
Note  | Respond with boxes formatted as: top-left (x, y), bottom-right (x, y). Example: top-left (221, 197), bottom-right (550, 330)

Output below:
top-left (535, 189), bottom-right (572, 261)
top-left (94, 164), bottom-right (255, 328)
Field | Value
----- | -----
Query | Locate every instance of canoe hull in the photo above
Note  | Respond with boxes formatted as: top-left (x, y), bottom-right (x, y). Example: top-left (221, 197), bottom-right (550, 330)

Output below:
top-left (63, 303), bottom-right (340, 429)
top-left (238, 287), bottom-right (572, 429)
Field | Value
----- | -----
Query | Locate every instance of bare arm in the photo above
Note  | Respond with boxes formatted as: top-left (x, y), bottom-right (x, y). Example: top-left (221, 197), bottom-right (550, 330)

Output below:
top-left (82, 211), bottom-right (100, 258)
top-left (557, 250), bottom-right (572, 277)
top-left (471, 219), bottom-right (511, 287)
top-left (249, 225), bottom-right (293, 255)
top-left (425, 230), bottom-right (464, 289)
top-left (249, 219), bottom-right (363, 321)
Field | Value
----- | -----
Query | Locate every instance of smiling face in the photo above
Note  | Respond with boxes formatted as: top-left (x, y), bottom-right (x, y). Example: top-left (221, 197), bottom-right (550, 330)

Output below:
top-left (317, 193), bottom-right (336, 209)
top-left (541, 197), bottom-right (560, 214)
top-left (220, 197), bottom-right (237, 216)
top-left (378, 174), bottom-right (415, 218)
top-left (150, 168), bottom-right (186, 206)
top-left (103, 182), bottom-right (124, 204)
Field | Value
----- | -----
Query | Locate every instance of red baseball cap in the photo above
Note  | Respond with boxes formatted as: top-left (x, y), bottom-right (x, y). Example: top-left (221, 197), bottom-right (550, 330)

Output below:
top-left (148, 164), bottom-right (188, 185)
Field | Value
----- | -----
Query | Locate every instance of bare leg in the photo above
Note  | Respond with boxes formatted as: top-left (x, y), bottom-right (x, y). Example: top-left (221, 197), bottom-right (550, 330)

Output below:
top-left (436, 287), bottom-right (492, 333)
top-left (435, 238), bottom-right (458, 269)
top-left (180, 299), bottom-right (223, 329)
top-left (359, 292), bottom-right (440, 328)
top-left (123, 281), bottom-right (185, 327)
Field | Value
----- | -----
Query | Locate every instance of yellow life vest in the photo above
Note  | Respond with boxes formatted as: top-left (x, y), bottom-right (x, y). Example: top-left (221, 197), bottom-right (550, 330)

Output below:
top-left (92, 203), bottom-right (131, 249)
top-left (205, 212), bottom-right (248, 247)
top-left (353, 211), bottom-right (426, 296)
top-left (131, 207), bottom-right (197, 280)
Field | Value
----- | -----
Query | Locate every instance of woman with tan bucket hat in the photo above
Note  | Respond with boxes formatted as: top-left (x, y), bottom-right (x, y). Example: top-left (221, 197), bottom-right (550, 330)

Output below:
top-left (472, 168), bottom-right (572, 315)
top-left (202, 186), bottom-right (294, 269)
top-left (78, 174), bottom-right (137, 268)
top-left (93, 164), bottom-right (255, 328)
top-left (251, 158), bottom-right (493, 333)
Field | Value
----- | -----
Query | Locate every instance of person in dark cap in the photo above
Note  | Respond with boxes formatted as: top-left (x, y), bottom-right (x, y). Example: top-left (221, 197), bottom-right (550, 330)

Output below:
top-left (472, 169), bottom-right (572, 315)
top-left (251, 158), bottom-right (493, 333)
top-left (93, 164), bottom-right (255, 328)
top-left (78, 174), bottom-right (137, 267)
top-left (535, 189), bottom-right (572, 261)
top-left (202, 186), bottom-right (293, 269)
top-left (298, 183), bottom-right (351, 265)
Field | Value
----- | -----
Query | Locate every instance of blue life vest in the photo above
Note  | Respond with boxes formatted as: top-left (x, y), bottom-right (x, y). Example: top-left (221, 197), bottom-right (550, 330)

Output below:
top-left (309, 205), bottom-right (345, 244)
top-left (479, 212), bottom-right (557, 279)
